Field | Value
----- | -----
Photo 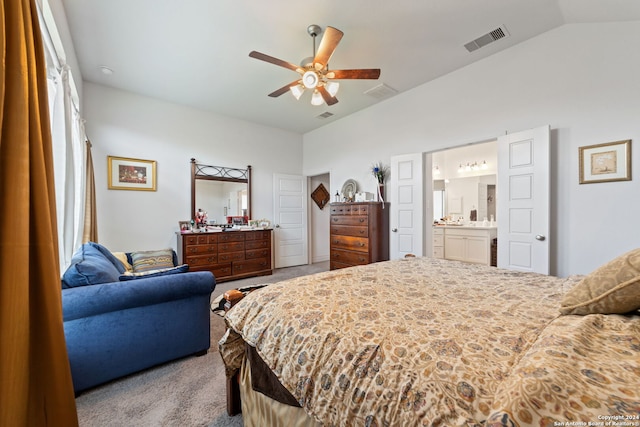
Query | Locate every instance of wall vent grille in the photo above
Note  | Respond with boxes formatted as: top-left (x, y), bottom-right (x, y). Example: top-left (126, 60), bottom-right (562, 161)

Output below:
top-left (464, 25), bottom-right (509, 52)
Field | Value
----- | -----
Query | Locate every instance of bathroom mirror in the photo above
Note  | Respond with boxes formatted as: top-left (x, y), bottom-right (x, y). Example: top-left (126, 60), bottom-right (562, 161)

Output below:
top-left (190, 159), bottom-right (251, 225)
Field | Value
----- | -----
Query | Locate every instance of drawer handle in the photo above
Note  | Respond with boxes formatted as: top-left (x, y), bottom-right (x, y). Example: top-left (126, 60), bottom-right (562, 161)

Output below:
top-left (359, 219), bottom-right (365, 223)
top-left (359, 243), bottom-right (365, 247)
top-left (359, 230), bottom-right (365, 234)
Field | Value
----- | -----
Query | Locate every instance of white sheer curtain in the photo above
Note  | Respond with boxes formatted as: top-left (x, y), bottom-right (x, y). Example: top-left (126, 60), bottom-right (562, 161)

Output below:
top-left (42, 9), bottom-right (88, 272)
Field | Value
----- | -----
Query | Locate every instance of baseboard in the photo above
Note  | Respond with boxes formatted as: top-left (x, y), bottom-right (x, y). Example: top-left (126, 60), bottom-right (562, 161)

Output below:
top-left (312, 255), bottom-right (329, 263)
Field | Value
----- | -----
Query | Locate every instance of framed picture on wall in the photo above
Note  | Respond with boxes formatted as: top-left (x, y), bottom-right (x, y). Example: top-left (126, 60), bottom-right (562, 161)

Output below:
top-left (579, 139), bottom-right (631, 184)
top-left (108, 156), bottom-right (157, 191)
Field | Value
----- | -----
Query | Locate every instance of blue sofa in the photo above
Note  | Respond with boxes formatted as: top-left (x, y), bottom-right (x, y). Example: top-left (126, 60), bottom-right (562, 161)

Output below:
top-left (61, 242), bottom-right (216, 393)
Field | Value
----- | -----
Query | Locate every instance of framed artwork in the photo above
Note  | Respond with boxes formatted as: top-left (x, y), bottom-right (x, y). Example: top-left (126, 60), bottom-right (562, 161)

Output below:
top-left (178, 221), bottom-right (191, 232)
top-left (311, 183), bottom-right (330, 210)
top-left (108, 156), bottom-right (157, 191)
top-left (579, 139), bottom-right (631, 184)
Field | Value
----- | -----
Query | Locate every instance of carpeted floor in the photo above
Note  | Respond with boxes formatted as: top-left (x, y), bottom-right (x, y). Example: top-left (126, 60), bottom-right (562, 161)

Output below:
top-left (75, 261), bottom-right (328, 427)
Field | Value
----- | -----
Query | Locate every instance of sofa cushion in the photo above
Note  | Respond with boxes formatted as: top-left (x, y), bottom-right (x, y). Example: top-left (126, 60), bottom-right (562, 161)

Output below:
top-left (62, 242), bottom-right (125, 288)
top-left (119, 264), bottom-right (189, 281)
top-left (129, 249), bottom-right (176, 273)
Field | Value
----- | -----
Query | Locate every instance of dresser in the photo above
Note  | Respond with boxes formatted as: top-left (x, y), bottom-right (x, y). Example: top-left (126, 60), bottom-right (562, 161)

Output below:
top-left (177, 229), bottom-right (272, 282)
top-left (329, 202), bottom-right (389, 270)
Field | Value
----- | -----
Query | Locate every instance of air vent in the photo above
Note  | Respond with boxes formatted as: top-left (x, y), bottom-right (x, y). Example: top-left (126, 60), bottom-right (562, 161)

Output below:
top-left (317, 111), bottom-right (334, 119)
top-left (464, 25), bottom-right (509, 52)
top-left (364, 83), bottom-right (398, 99)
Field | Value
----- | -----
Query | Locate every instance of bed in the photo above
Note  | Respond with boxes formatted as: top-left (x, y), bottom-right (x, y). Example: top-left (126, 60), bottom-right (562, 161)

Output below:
top-left (219, 252), bottom-right (640, 426)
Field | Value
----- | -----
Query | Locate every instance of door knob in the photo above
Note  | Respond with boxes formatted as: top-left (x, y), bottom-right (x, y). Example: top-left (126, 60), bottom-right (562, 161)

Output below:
top-left (535, 234), bottom-right (546, 241)
top-left (275, 224), bottom-right (280, 228)
top-left (392, 228), bottom-right (398, 232)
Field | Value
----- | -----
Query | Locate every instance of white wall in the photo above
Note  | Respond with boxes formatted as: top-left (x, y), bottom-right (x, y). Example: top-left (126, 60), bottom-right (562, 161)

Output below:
top-left (303, 22), bottom-right (640, 277)
top-left (84, 83), bottom-right (302, 252)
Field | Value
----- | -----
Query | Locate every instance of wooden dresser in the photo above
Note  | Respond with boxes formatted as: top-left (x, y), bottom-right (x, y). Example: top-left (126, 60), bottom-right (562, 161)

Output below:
top-left (329, 202), bottom-right (389, 270)
top-left (177, 229), bottom-right (272, 283)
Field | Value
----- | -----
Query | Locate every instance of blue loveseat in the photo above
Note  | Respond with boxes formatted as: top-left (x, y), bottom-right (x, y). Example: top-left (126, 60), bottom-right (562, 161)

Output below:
top-left (61, 242), bottom-right (216, 393)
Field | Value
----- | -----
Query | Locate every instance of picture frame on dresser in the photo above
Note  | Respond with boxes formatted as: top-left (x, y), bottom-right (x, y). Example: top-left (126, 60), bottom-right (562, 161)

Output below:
top-left (178, 221), bottom-right (191, 232)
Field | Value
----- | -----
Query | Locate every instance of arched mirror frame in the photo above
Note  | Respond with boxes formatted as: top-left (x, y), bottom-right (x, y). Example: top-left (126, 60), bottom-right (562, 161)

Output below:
top-left (190, 158), bottom-right (251, 222)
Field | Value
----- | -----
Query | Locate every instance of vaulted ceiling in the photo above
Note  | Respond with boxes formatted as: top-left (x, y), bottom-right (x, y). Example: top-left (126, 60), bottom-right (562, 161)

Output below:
top-left (60, 0), bottom-right (640, 134)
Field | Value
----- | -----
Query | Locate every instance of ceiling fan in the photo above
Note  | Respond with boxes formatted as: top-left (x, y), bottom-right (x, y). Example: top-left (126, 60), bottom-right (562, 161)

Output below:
top-left (249, 25), bottom-right (381, 106)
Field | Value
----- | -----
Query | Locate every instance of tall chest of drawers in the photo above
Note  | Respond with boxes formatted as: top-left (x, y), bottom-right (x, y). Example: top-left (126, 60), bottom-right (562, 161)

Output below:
top-left (177, 229), bottom-right (272, 283)
top-left (329, 202), bottom-right (389, 270)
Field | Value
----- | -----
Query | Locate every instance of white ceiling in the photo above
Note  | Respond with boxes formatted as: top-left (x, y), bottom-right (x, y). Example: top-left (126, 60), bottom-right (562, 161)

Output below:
top-left (59, 0), bottom-right (640, 134)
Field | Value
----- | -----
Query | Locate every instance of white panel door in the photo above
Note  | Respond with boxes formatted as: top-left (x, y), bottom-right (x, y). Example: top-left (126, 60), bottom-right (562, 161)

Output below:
top-left (390, 153), bottom-right (424, 259)
top-left (273, 174), bottom-right (308, 268)
top-left (497, 125), bottom-right (550, 274)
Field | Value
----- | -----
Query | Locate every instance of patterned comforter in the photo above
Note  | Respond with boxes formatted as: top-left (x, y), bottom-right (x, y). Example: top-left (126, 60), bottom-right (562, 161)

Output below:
top-left (220, 258), bottom-right (640, 426)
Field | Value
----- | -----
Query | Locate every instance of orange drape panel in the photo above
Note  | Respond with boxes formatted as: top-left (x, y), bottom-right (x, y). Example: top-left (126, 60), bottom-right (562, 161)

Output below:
top-left (0, 0), bottom-right (78, 425)
top-left (82, 140), bottom-right (97, 243)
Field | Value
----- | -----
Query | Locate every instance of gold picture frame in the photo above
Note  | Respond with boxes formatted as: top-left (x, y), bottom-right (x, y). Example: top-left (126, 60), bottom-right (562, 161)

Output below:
top-left (108, 156), bottom-right (157, 191)
top-left (579, 139), bottom-right (631, 184)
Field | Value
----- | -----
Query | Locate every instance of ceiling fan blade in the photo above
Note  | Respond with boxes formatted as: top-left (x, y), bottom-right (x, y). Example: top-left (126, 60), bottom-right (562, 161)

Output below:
top-left (328, 69), bottom-right (381, 79)
top-left (313, 26), bottom-right (344, 67)
top-left (268, 80), bottom-right (301, 98)
top-left (249, 51), bottom-right (302, 73)
top-left (318, 86), bottom-right (339, 106)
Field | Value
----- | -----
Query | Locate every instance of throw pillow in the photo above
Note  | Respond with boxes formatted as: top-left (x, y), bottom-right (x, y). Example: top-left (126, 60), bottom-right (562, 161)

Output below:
top-left (119, 264), bottom-right (189, 281)
top-left (130, 249), bottom-right (175, 273)
top-left (62, 242), bottom-right (124, 288)
top-left (111, 251), bottom-right (133, 272)
top-left (560, 248), bottom-right (640, 315)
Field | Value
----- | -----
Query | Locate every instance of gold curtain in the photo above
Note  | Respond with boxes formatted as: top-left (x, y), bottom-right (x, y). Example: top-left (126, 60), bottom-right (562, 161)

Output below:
top-left (0, 0), bottom-right (78, 425)
top-left (82, 139), bottom-right (98, 243)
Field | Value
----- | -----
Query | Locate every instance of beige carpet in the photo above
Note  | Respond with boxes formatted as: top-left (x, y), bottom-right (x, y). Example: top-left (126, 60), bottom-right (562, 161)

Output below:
top-left (75, 261), bottom-right (328, 426)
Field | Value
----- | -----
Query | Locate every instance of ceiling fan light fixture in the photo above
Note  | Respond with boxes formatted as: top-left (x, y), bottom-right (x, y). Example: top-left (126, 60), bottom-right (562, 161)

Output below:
top-left (290, 84), bottom-right (305, 100)
top-left (311, 90), bottom-right (324, 106)
top-left (325, 81), bottom-right (340, 97)
top-left (302, 70), bottom-right (319, 89)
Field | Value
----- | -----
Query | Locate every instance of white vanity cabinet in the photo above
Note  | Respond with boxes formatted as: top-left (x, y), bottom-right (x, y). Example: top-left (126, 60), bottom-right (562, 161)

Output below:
top-left (432, 227), bottom-right (444, 259)
top-left (442, 226), bottom-right (496, 265)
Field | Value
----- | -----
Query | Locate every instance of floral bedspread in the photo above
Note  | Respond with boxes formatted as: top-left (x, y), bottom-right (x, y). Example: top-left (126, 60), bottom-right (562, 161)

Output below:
top-left (220, 258), bottom-right (640, 426)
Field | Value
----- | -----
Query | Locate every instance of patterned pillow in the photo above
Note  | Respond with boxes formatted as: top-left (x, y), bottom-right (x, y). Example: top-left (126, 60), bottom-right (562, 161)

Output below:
top-left (119, 264), bottom-right (189, 281)
top-left (111, 251), bottom-right (133, 272)
top-left (130, 249), bottom-right (175, 273)
top-left (560, 248), bottom-right (640, 315)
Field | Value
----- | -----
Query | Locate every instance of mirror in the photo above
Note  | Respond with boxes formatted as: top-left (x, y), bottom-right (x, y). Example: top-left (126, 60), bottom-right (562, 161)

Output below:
top-left (190, 159), bottom-right (251, 225)
top-left (435, 175), bottom-right (496, 222)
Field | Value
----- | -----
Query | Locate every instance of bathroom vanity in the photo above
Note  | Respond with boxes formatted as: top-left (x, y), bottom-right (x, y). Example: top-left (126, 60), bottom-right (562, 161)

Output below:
top-left (433, 225), bottom-right (497, 266)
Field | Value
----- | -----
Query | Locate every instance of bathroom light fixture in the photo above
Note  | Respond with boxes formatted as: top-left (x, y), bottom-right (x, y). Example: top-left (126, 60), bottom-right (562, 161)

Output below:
top-left (433, 165), bottom-right (441, 175)
top-left (457, 160), bottom-right (488, 173)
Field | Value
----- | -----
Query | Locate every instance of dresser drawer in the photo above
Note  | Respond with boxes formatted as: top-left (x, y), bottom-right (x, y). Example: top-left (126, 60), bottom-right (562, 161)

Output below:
top-left (218, 233), bottom-right (245, 243)
top-left (233, 258), bottom-right (270, 275)
top-left (330, 215), bottom-right (368, 226)
top-left (433, 235), bottom-right (444, 246)
top-left (186, 254), bottom-right (218, 267)
top-left (330, 249), bottom-right (370, 265)
top-left (331, 235), bottom-right (369, 253)
top-left (349, 205), bottom-right (369, 215)
top-left (184, 234), bottom-right (219, 245)
top-left (218, 242), bottom-right (245, 252)
top-left (211, 264), bottom-right (232, 278)
top-left (330, 224), bottom-right (368, 238)
top-left (246, 240), bottom-right (269, 250)
top-left (218, 251), bottom-right (245, 263)
top-left (244, 231), bottom-right (271, 241)
top-left (185, 244), bottom-right (217, 255)
top-left (246, 248), bottom-right (270, 259)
